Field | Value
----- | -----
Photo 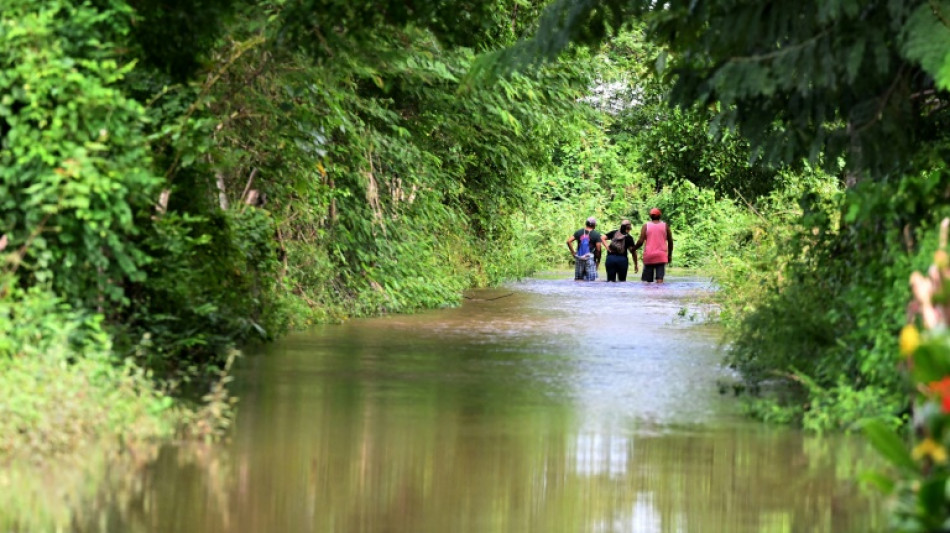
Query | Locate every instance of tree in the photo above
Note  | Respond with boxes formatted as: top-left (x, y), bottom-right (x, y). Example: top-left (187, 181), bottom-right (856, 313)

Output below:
top-left (498, 0), bottom-right (950, 182)
top-left (484, 0), bottom-right (950, 428)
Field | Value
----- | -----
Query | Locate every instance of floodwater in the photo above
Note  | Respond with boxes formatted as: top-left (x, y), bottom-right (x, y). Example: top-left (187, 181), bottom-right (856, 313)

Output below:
top-left (70, 275), bottom-right (881, 532)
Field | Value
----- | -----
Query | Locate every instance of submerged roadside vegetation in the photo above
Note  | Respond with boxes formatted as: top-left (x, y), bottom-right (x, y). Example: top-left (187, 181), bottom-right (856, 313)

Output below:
top-left (6, 0), bottom-right (950, 509)
top-left (0, 0), bottom-right (568, 465)
top-left (0, 0), bottom-right (771, 466)
top-left (498, 0), bottom-right (950, 435)
top-left (1, 0), bottom-right (685, 467)
top-left (0, 0), bottom-right (746, 470)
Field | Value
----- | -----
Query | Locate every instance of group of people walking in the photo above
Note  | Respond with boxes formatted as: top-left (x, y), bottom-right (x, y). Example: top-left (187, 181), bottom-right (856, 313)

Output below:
top-left (566, 208), bottom-right (673, 283)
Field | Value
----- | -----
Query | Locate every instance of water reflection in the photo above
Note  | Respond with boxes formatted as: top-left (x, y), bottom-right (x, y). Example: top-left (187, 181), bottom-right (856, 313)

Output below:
top-left (57, 276), bottom-right (882, 532)
top-left (573, 428), bottom-right (877, 532)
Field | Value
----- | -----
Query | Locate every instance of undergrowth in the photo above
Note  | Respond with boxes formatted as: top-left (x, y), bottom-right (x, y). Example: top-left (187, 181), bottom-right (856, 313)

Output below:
top-left (0, 281), bottom-right (236, 462)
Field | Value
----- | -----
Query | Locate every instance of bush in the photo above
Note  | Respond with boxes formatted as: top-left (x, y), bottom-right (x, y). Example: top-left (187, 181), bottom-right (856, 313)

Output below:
top-left (716, 166), bottom-right (950, 430)
top-left (0, 281), bottom-right (176, 459)
top-left (122, 209), bottom-right (280, 371)
top-left (0, 0), bottom-right (160, 309)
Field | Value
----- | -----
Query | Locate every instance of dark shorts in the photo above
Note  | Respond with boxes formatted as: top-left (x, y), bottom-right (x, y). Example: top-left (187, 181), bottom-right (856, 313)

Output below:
top-left (641, 263), bottom-right (666, 282)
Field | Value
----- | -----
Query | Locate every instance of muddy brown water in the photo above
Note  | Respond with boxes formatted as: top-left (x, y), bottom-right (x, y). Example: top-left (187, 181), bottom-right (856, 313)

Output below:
top-left (71, 274), bottom-right (882, 532)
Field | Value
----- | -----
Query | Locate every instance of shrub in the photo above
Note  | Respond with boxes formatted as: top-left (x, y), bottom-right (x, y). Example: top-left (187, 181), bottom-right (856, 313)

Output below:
top-left (0, 281), bottom-right (175, 459)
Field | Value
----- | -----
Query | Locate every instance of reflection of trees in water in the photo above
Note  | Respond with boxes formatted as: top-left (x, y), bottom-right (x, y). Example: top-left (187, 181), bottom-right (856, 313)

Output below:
top-left (29, 290), bottom-right (882, 532)
top-left (65, 331), bottom-right (882, 532)
top-left (612, 431), bottom-right (883, 532)
top-left (1, 442), bottom-right (161, 532)
top-left (70, 392), bottom-right (882, 533)
top-left (66, 443), bottom-right (235, 533)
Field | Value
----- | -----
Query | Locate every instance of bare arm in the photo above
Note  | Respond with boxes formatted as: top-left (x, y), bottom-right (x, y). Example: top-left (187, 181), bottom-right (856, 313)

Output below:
top-left (634, 224), bottom-right (646, 249)
top-left (666, 225), bottom-right (674, 265)
top-left (628, 235), bottom-right (639, 272)
top-left (595, 235), bottom-right (608, 266)
top-left (566, 235), bottom-right (576, 257)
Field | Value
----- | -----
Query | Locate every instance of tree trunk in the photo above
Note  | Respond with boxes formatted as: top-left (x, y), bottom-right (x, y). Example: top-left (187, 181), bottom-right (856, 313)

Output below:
top-left (216, 171), bottom-right (230, 210)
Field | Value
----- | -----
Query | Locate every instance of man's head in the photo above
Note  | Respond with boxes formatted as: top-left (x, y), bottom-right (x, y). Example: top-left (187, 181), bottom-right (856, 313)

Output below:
top-left (586, 216), bottom-right (597, 228)
top-left (621, 219), bottom-right (632, 232)
top-left (649, 208), bottom-right (662, 221)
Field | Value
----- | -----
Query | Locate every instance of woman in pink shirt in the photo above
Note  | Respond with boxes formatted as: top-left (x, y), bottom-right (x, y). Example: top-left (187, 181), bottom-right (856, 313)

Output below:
top-left (634, 208), bottom-right (674, 283)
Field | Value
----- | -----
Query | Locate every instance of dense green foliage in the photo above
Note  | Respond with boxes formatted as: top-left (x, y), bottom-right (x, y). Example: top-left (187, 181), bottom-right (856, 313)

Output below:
top-left (529, 31), bottom-right (771, 272)
top-left (2, 0), bottom-right (584, 365)
top-left (1, 0), bottom-right (159, 309)
top-left (0, 280), bottom-right (177, 457)
top-left (0, 0), bottom-right (845, 434)
top-left (494, 0), bottom-right (950, 432)
top-left (0, 0), bottom-right (615, 461)
top-left (10, 0), bottom-right (950, 475)
top-left (494, 0), bottom-right (950, 176)
top-left (14, 0), bottom-right (950, 527)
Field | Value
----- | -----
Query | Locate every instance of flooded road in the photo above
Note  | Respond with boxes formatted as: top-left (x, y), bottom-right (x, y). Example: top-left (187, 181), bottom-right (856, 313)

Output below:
top-left (72, 275), bottom-right (881, 532)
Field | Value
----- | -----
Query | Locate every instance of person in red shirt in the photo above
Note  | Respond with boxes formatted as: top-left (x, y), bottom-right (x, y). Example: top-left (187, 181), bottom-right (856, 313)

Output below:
top-left (634, 208), bottom-right (674, 283)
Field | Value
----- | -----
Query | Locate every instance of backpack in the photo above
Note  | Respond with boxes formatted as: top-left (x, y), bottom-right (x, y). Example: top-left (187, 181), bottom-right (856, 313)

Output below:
top-left (576, 230), bottom-right (591, 257)
top-left (608, 229), bottom-right (626, 254)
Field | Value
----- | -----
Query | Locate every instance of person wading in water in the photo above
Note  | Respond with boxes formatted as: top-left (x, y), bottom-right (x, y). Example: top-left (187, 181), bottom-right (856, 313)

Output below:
top-left (604, 219), bottom-right (638, 282)
top-left (634, 208), bottom-right (673, 283)
top-left (566, 217), bottom-right (606, 281)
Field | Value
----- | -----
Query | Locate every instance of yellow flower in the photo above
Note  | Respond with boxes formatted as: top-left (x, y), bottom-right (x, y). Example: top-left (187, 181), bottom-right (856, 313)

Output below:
top-left (936, 250), bottom-right (950, 269)
top-left (912, 438), bottom-right (948, 464)
top-left (900, 324), bottom-right (921, 358)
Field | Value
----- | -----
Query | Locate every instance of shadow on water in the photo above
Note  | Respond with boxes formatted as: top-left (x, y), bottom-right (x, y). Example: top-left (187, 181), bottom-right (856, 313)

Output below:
top-left (17, 274), bottom-right (884, 532)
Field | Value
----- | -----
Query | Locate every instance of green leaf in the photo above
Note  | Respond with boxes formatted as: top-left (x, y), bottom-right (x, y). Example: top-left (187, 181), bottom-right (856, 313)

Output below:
top-left (920, 477), bottom-right (949, 515)
top-left (863, 419), bottom-right (916, 472)
top-left (901, 2), bottom-right (950, 90)
top-left (858, 471), bottom-right (895, 494)
top-left (912, 342), bottom-right (950, 385)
